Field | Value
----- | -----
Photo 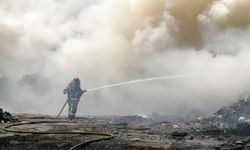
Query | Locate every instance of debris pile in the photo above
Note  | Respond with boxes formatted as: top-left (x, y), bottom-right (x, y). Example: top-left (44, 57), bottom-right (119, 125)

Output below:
top-left (0, 108), bottom-right (19, 123)
top-left (194, 99), bottom-right (250, 135)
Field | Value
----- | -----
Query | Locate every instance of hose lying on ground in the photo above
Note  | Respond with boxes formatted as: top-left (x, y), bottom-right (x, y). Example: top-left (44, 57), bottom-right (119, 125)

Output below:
top-left (2, 120), bottom-right (114, 150)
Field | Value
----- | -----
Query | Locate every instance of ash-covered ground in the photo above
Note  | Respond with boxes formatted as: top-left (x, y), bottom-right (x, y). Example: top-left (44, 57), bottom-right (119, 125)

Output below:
top-left (2, 99), bottom-right (250, 150)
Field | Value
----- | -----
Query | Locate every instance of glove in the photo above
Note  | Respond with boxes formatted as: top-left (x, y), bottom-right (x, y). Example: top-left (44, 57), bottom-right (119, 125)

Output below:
top-left (63, 89), bottom-right (67, 94)
top-left (81, 90), bottom-right (87, 94)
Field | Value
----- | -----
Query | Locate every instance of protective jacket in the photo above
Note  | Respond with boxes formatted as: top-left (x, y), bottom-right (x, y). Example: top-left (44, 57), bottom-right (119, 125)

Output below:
top-left (67, 82), bottom-right (83, 98)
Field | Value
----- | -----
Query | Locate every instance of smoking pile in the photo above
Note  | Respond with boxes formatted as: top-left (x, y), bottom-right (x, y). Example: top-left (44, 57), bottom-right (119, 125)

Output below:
top-left (1, 0), bottom-right (250, 117)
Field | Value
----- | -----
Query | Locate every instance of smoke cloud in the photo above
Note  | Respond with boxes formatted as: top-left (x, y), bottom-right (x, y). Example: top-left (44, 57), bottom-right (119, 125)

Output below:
top-left (1, 0), bottom-right (250, 118)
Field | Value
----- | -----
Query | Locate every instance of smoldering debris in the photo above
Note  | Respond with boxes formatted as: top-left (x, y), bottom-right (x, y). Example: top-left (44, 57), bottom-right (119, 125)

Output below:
top-left (0, 108), bottom-right (19, 123)
top-left (2, 0), bottom-right (250, 149)
top-left (1, 0), bottom-right (250, 116)
top-left (192, 98), bottom-right (250, 136)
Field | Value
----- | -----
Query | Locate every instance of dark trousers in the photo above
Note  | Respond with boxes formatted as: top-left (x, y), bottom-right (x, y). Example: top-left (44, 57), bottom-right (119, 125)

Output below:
top-left (68, 98), bottom-right (80, 120)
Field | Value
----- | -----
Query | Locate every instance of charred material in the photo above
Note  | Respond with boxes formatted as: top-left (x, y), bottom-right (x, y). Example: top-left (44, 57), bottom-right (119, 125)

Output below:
top-left (0, 108), bottom-right (19, 123)
top-left (193, 99), bottom-right (250, 136)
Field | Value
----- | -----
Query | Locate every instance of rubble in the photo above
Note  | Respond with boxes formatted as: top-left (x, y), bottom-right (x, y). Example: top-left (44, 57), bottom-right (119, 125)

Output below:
top-left (193, 99), bottom-right (250, 136)
top-left (0, 108), bottom-right (19, 123)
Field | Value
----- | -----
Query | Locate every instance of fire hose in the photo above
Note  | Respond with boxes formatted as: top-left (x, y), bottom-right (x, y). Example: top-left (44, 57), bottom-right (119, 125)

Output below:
top-left (56, 99), bottom-right (68, 118)
top-left (2, 120), bottom-right (114, 150)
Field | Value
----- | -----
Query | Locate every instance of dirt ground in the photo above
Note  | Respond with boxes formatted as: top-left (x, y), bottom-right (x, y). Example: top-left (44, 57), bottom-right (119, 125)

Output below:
top-left (1, 114), bottom-right (250, 150)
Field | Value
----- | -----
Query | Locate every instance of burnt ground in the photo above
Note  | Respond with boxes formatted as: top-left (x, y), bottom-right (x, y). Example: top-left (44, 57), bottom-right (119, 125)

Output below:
top-left (2, 100), bottom-right (250, 149)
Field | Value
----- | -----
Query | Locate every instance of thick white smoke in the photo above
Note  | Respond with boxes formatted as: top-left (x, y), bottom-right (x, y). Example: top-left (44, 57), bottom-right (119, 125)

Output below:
top-left (1, 0), bottom-right (250, 118)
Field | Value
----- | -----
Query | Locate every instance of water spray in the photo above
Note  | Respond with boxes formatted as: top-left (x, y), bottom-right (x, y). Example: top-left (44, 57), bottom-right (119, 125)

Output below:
top-left (57, 75), bottom-right (187, 118)
top-left (86, 75), bottom-right (187, 92)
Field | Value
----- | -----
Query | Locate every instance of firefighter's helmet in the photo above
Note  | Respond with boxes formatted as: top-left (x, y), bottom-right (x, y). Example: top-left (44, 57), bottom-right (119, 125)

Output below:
top-left (73, 77), bottom-right (80, 83)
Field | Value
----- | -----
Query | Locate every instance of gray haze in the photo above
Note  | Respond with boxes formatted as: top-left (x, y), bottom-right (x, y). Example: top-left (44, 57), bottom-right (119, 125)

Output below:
top-left (1, 0), bottom-right (250, 118)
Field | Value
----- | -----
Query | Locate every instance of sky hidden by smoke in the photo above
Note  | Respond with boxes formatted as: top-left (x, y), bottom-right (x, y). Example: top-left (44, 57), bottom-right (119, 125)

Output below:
top-left (1, 0), bottom-right (250, 117)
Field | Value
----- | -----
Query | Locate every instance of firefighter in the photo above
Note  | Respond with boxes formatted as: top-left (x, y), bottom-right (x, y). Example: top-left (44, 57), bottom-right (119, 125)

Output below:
top-left (63, 78), bottom-right (87, 120)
